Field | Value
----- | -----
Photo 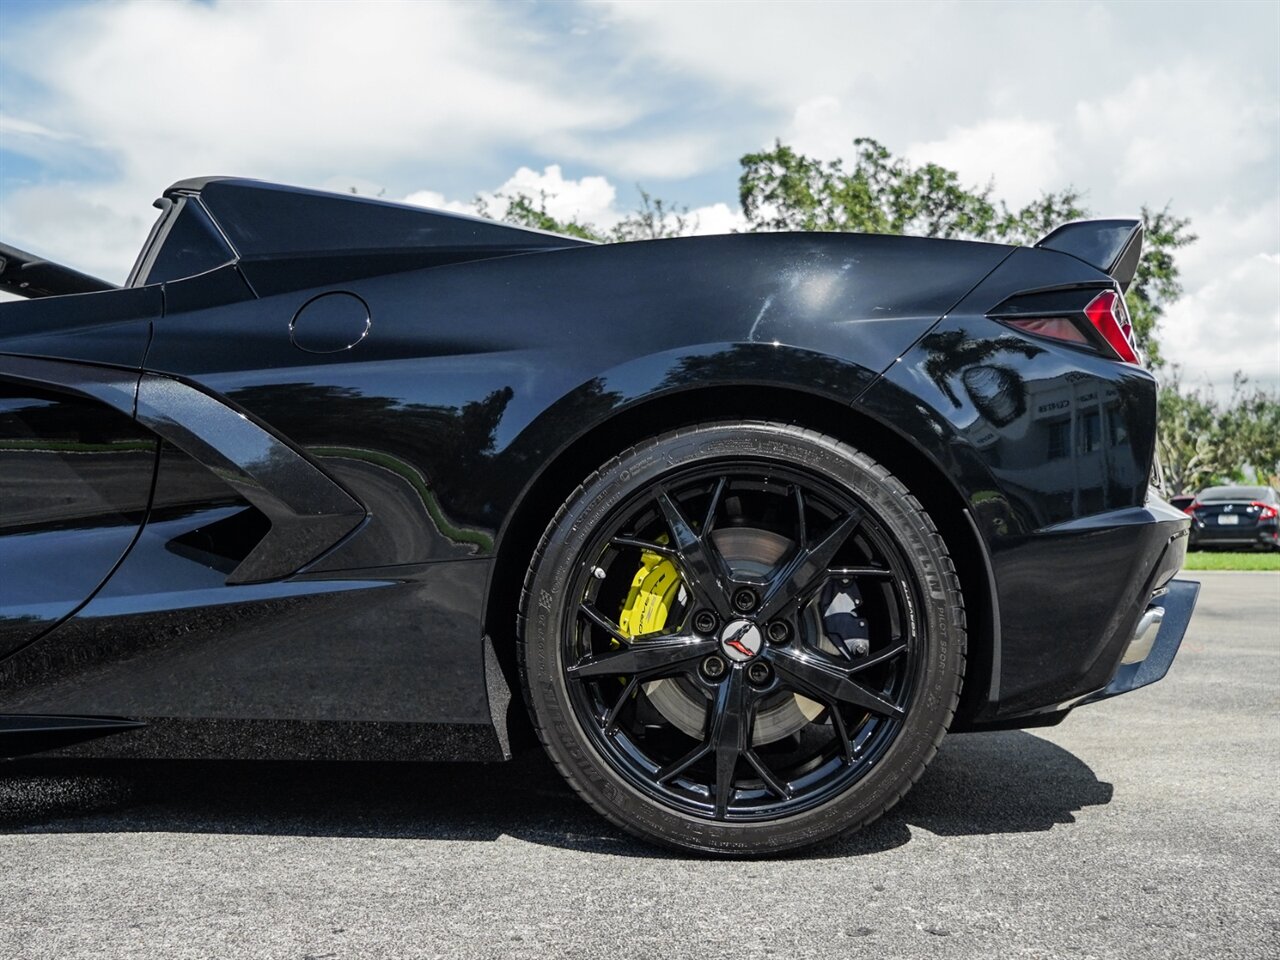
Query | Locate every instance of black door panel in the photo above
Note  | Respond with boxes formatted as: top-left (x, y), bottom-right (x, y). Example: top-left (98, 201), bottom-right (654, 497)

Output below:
top-left (0, 384), bottom-right (157, 657)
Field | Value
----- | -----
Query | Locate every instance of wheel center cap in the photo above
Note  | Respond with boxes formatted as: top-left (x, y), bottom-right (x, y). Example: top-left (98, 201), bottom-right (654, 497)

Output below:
top-left (719, 618), bottom-right (763, 662)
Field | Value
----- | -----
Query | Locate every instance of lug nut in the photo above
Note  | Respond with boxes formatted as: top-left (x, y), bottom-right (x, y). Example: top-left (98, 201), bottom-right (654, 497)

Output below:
top-left (732, 588), bottom-right (758, 613)
top-left (747, 661), bottom-right (772, 685)
top-left (701, 655), bottom-right (728, 680)
top-left (766, 621), bottom-right (790, 644)
top-left (693, 610), bottom-right (718, 635)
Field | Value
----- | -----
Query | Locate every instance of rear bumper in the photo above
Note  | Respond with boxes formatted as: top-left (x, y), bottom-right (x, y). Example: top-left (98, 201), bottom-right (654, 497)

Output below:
top-left (1076, 578), bottom-right (1199, 706)
top-left (960, 494), bottom-right (1196, 730)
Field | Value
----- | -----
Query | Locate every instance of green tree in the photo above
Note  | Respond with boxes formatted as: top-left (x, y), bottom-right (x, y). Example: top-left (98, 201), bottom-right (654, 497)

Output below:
top-left (1217, 376), bottom-right (1280, 485)
top-left (475, 190), bottom-right (606, 243)
top-left (609, 188), bottom-right (694, 242)
top-left (472, 140), bottom-right (1191, 365)
top-left (474, 187), bottom-right (694, 244)
top-left (737, 137), bottom-right (1194, 362)
top-left (1127, 205), bottom-right (1196, 367)
top-left (1157, 371), bottom-right (1235, 493)
top-left (737, 138), bottom-right (1007, 237)
top-left (1158, 370), bottom-right (1280, 492)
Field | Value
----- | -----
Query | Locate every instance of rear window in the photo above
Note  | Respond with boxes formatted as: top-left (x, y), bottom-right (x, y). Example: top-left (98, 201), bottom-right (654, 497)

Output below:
top-left (1198, 486), bottom-right (1273, 502)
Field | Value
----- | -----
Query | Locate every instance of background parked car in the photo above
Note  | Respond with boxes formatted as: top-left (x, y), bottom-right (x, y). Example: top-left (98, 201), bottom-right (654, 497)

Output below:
top-left (1187, 485), bottom-right (1280, 551)
top-left (1170, 493), bottom-right (1196, 513)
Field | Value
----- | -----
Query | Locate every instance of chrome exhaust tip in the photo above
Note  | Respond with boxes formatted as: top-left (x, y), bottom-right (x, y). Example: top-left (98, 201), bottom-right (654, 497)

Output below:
top-left (1122, 605), bottom-right (1165, 666)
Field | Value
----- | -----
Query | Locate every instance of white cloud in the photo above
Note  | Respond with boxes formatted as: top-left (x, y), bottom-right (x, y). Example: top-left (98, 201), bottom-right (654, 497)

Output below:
top-left (0, 183), bottom-right (157, 280)
top-left (687, 202), bottom-right (747, 236)
top-left (2, 1), bottom-right (626, 187)
top-left (907, 119), bottom-right (1061, 209)
top-left (403, 167), bottom-right (745, 237)
top-left (402, 165), bottom-right (623, 230)
top-left (0, 0), bottom-right (634, 277)
top-left (0, 114), bottom-right (74, 141)
top-left (1, 0), bottom-right (1276, 394)
top-left (784, 97), bottom-right (862, 161)
top-left (1163, 253), bottom-right (1280, 393)
top-left (1172, 200), bottom-right (1280, 284)
top-left (1073, 65), bottom-right (1277, 196)
top-left (480, 165), bottom-right (621, 228)
top-left (546, 131), bottom-right (724, 180)
top-left (401, 189), bottom-right (478, 216)
top-left (591, 2), bottom-right (960, 109)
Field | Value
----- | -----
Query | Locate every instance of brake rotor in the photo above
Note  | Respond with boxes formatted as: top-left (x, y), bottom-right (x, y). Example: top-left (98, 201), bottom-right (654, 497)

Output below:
top-left (635, 527), bottom-right (828, 746)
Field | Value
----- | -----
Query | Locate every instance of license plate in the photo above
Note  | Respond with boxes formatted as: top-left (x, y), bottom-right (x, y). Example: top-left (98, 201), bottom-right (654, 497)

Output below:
top-left (1218, 514), bottom-right (1239, 525)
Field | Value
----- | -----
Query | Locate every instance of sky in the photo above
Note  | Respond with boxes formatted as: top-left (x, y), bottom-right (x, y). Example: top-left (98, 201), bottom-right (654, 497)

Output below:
top-left (1, 0), bottom-right (1277, 394)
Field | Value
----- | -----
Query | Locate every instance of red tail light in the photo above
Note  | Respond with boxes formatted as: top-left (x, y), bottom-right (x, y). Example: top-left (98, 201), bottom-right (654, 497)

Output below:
top-left (993, 286), bottom-right (1143, 364)
top-left (1085, 290), bottom-right (1141, 365)
top-left (1185, 501), bottom-right (1201, 514)
top-left (1253, 501), bottom-right (1279, 521)
top-left (1004, 317), bottom-right (1090, 345)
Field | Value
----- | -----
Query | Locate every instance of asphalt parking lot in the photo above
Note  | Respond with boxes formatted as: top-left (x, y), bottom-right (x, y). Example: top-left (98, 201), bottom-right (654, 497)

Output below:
top-left (2, 570), bottom-right (1277, 960)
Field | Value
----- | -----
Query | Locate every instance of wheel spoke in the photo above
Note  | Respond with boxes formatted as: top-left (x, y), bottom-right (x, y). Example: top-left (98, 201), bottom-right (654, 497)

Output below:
top-left (791, 485), bottom-right (807, 549)
top-left (707, 667), bottom-right (752, 818)
top-left (826, 701), bottom-right (855, 765)
top-left (578, 602), bottom-right (630, 645)
top-left (768, 647), bottom-right (905, 720)
top-left (827, 566), bottom-right (894, 580)
top-left (656, 485), bottom-right (735, 620)
top-left (702, 476), bottom-right (728, 538)
top-left (655, 742), bottom-right (710, 784)
top-left (745, 749), bottom-right (791, 799)
top-left (848, 641), bottom-right (908, 674)
top-left (757, 510), bottom-right (862, 621)
top-left (610, 535), bottom-right (677, 558)
top-left (568, 632), bottom-right (717, 680)
top-left (603, 676), bottom-right (640, 734)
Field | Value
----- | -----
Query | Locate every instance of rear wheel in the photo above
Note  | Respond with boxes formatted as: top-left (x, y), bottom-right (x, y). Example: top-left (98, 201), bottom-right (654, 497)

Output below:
top-left (518, 422), bottom-right (965, 855)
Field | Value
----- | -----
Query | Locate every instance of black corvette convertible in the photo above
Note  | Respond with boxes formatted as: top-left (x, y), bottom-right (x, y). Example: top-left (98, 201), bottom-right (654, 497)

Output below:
top-left (0, 179), bottom-right (1196, 854)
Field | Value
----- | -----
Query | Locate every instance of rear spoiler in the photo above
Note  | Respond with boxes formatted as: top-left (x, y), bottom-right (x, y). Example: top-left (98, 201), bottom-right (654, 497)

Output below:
top-left (0, 242), bottom-right (119, 299)
top-left (1035, 219), bottom-right (1143, 293)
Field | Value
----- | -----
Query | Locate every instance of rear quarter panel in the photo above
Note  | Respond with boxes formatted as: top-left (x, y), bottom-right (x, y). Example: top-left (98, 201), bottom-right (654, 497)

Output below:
top-left (143, 231), bottom-right (1011, 570)
top-left (859, 247), bottom-right (1166, 717)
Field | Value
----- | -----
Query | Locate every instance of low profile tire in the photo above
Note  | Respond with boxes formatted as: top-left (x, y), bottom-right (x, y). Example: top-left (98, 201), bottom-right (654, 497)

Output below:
top-left (518, 422), bottom-right (965, 856)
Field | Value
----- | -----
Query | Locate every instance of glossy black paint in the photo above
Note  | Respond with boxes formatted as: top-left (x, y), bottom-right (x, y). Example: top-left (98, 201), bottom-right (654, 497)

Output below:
top-left (0, 366), bottom-right (156, 658)
top-left (132, 373), bottom-right (366, 583)
top-left (0, 715), bottom-right (145, 756)
top-left (0, 283), bottom-right (158, 367)
top-left (1036, 219), bottom-right (1143, 291)
top-left (859, 246), bottom-right (1188, 718)
top-left (1078, 578), bottom-right (1199, 706)
top-left (132, 220), bottom-right (1009, 579)
top-left (0, 242), bottom-right (118, 299)
top-left (0, 178), bottom-right (1194, 760)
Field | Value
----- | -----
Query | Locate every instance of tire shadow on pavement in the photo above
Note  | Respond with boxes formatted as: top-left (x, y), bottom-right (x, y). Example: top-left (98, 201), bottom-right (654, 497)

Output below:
top-left (0, 730), bottom-right (1110, 858)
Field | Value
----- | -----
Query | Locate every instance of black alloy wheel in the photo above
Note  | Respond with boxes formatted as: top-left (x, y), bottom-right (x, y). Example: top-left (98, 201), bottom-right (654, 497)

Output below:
top-left (519, 422), bottom-right (965, 855)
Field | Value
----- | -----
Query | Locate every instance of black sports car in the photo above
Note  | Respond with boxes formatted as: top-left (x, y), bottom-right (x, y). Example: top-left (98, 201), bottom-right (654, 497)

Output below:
top-left (1187, 485), bottom-right (1280, 550)
top-left (0, 179), bottom-right (1197, 855)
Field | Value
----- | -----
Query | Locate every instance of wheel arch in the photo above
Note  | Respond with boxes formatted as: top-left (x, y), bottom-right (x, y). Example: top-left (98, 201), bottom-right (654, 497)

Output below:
top-left (483, 383), bottom-right (999, 747)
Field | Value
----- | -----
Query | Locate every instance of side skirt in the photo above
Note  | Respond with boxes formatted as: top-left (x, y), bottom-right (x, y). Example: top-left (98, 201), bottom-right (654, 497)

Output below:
top-left (6, 716), bottom-right (506, 762)
top-left (1, 715), bottom-right (146, 759)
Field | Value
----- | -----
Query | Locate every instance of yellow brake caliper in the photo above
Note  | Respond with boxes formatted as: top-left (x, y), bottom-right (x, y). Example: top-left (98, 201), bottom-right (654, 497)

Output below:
top-left (617, 541), bottom-right (681, 643)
